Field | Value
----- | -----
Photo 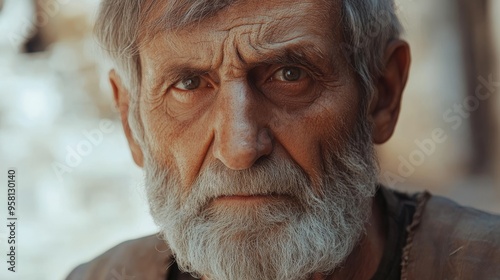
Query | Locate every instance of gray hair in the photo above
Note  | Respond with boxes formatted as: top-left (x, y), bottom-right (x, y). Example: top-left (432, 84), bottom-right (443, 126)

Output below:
top-left (95, 0), bottom-right (402, 144)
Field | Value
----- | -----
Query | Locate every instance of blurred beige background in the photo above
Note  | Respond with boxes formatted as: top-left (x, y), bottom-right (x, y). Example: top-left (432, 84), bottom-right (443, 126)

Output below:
top-left (0, 0), bottom-right (498, 279)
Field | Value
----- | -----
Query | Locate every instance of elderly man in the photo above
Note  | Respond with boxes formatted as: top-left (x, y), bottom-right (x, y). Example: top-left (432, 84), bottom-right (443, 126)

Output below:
top-left (68, 0), bottom-right (500, 279)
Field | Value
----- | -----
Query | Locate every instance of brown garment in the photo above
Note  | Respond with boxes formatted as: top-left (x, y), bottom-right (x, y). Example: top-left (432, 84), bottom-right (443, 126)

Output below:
top-left (66, 234), bottom-right (173, 280)
top-left (66, 190), bottom-right (500, 280)
top-left (401, 194), bottom-right (500, 279)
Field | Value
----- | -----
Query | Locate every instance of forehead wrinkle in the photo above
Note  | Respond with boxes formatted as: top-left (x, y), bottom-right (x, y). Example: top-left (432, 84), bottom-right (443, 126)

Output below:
top-left (219, 14), bottom-right (273, 32)
top-left (230, 14), bottom-right (334, 65)
top-left (216, 21), bottom-right (316, 68)
top-left (142, 0), bottom-right (343, 86)
top-left (142, 27), bottom-right (219, 75)
top-left (139, 0), bottom-right (237, 43)
top-left (239, 35), bottom-right (331, 67)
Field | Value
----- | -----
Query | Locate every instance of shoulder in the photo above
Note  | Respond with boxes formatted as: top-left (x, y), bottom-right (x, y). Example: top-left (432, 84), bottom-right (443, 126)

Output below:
top-left (403, 193), bottom-right (500, 280)
top-left (66, 234), bottom-right (173, 280)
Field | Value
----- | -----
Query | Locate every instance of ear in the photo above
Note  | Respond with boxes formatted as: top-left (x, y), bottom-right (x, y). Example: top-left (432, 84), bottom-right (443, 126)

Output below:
top-left (369, 40), bottom-right (411, 144)
top-left (109, 70), bottom-right (144, 167)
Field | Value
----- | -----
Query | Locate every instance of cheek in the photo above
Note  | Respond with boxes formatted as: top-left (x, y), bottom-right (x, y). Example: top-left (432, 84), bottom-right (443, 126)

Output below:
top-left (169, 120), bottom-right (214, 188)
top-left (141, 98), bottom-right (215, 188)
top-left (271, 88), bottom-right (360, 184)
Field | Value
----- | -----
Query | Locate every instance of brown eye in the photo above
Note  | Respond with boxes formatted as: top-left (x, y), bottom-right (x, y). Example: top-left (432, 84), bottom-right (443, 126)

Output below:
top-left (272, 67), bottom-right (306, 82)
top-left (173, 76), bottom-right (203, 90)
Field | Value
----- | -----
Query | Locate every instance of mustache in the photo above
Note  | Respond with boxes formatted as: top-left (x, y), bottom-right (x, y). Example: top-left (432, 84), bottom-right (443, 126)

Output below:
top-left (178, 157), bottom-right (319, 214)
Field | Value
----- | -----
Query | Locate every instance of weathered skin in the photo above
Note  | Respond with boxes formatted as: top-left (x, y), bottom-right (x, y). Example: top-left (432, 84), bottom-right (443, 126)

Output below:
top-left (138, 0), bottom-right (358, 191)
top-left (110, 0), bottom-right (411, 279)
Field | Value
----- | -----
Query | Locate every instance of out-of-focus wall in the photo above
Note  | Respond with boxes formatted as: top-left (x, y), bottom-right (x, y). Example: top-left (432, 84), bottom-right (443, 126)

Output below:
top-left (378, 0), bottom-right (500, 213)
top-left (0, 0), bottom-right (498, 279)
top-left (379, 0), bottom-right (467, 188)
top-left (0, 1), bottom-right (156, 280)
top-left (492, 0), bottom-right (500, 185)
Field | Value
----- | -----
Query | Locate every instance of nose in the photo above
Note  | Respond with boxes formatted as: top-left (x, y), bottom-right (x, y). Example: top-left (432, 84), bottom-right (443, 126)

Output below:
top-left (212, 81), bottom-right (273, 170)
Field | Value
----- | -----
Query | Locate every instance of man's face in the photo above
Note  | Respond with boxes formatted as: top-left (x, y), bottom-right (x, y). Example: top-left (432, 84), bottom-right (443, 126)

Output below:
top-left (136, 0), bottom-right (378, 279)
top-left (139, 0), bottom-right (362, 189)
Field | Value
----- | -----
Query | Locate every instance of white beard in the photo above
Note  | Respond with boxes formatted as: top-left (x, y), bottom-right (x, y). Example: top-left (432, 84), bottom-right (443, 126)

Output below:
top-left (144, 120), bottom-right (378, 280)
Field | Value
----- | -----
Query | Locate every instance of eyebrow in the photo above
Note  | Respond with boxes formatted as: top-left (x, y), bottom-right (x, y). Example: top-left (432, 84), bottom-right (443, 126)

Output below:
top-left (150, 43), bottom-right (334, 93)
top-left (150, 64), bottom-right (211, 94)
top-left (258, 46), bottom-right (330, 78)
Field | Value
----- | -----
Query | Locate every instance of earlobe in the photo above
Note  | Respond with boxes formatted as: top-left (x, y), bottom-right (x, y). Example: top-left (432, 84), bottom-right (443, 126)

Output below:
top-left (370, 40), bottom-right (411, 144)
top-left (109, 70), bottom-right (145, 167)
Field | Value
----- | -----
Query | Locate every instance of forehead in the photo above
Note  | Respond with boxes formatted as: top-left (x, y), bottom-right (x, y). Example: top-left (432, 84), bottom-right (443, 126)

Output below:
top-left (140, 0), bottom-right (340, 48)
top-left (144, 0), bottom-right (338, 32)
top-left (139, 0), bottom-right (344, 81)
